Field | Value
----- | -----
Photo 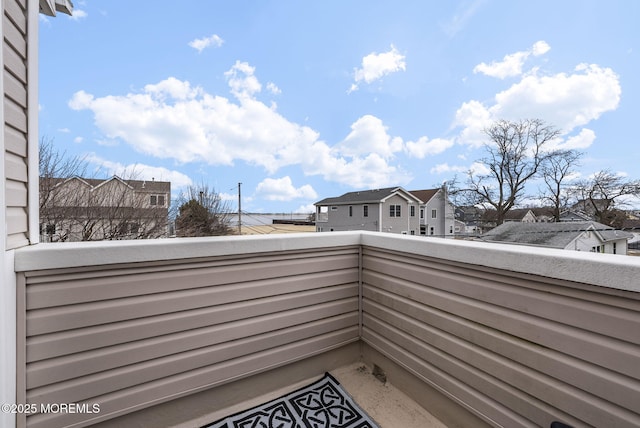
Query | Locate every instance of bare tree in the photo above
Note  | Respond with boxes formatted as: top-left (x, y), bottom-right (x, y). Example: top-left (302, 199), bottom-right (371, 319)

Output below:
top-left (39, 138), bottom-right (170, 241)
top-left (454, 119), bottom-right (561, 225)
top-left (571, 170), bottom-right (640, 227)
top-left (539, 149), bottom-right (583, 222)
top-left (174, 184), bottom-right (233, 237)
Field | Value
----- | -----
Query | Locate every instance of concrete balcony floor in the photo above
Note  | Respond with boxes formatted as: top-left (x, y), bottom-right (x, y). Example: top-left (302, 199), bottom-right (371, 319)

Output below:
top-left (191, 362), bottom-right (447, 428)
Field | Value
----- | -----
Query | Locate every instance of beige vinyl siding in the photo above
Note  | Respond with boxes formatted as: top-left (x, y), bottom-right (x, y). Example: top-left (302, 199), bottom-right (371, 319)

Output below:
top-left (361, 246), bottom-right (640, 428)
top-left (18, 246), bottom-right (360, 427)
top-left (4, 0), bottom-right (30, 249)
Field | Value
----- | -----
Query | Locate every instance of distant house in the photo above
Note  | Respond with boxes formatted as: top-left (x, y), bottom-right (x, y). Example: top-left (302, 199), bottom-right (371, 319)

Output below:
top-left (314, 187), bottom-right (456, 237)
top-left (559, 209), bottom-right (592, 222)
top-left (479, 221), bottom-right (633, 255)
top-left (314, 187), bottom-right (422, 235)
top-left (409, 188), bottom-right (456, 237)
top-left (40, 176), bottom-right (171, 242)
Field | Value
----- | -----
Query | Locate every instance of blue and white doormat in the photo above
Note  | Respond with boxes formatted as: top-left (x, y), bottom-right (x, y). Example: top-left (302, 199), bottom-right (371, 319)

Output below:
top-left (206, 372), bottom-right (379, 428)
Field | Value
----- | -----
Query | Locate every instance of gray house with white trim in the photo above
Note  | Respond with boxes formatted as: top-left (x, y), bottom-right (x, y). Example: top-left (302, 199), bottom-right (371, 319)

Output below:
top-left (315, 187), bottom-right (422, 235)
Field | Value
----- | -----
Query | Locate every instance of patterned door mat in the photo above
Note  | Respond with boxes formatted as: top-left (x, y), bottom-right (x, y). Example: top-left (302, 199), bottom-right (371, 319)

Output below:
top-left (205, 372), bottom-right (379, 428)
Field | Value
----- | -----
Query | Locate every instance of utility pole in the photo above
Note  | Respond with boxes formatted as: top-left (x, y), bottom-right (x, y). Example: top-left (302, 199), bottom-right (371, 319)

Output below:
top-left (238, 182), bottom-right (242, 235)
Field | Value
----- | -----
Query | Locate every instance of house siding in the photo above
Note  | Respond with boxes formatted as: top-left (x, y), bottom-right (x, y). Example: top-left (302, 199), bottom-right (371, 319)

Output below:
top-left (361, 245), bottom-right (640, 428)
top-left (381, 194), bottom-right (419, 235)
top-left (3, 0), bottom-right (30, 250)
top-left (16, 244), bottom-right (360, 427)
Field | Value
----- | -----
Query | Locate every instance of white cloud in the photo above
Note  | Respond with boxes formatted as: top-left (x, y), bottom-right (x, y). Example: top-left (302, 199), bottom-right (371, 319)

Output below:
top-left (255, 176), bottom-right (318, 201)
top-left (333, 115), bottom-right (402, 159)
top-left (491, 64), bottom-right (620, 131)
top-left (405, 136), bottom-right (454, 159)
top-left (73, 136), bottom-right (83, 144)
top-left (350, 45), bottom-right (406, 92)
top-left (455, 58), bottom-right (620, 148)
top-left (430, 163), bottom-right (468, 175)
top-left (188, 34), bottom-right (224, 53)
top-left (547, 128), bottom-right (597, 151)
top-left (224, 61), bottom-right (262, 99)
top-left (69, 64), bottom-right (411, 189)
top-left (86, 155), bottom-right (193, 189)
top-left (266, 82), bottom-right (281, 95)
top-left (296, 204), bottom-right (316, 213)
top-left (69, 9), bottom-right (88, 21)
top-left (473, 40), bottom-right (550, 79)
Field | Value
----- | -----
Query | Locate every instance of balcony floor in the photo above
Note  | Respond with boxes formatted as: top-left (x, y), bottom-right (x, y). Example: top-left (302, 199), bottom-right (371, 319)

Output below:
top-left (191, 362), bottom-right (447, 428)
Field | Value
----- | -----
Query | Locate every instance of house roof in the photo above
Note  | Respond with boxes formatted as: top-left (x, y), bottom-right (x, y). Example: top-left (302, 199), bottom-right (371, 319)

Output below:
top-left (48, 176), bottom-right (171, 193)
top-left (480, 221), bottom-right (633, 249)
top-left (315, 187), bottom-right (422, 206)
top-left (409, 189), bottom-right (439, 204)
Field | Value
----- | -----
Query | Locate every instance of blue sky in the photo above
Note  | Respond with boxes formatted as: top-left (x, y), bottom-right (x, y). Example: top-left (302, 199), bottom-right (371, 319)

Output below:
top-left (39, 1), bottom-right (639, 213)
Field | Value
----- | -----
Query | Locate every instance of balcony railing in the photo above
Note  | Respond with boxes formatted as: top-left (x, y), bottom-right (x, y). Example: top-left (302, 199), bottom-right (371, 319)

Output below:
top-left (13, 232), bottom-right (640, 428)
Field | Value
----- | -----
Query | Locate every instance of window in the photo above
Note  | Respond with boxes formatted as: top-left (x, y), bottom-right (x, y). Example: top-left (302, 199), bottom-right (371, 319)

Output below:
top-left (331, 206), bottom-right (338, 211)
top-left (150, 195), bottom-right (165, 206)
top-left (349, 206), bottom-right (353, 217)
top-left (431, 209), bottom-right (437, 219)
top-left (430, 227), bottom-right (434, 235)
top-left (363, 205), bottom-right (368, 217)
top-left (150, 195), bottom-right (157, 205)
top-left (389, 204), bottom-right (401, 217)
top-left (158, 195), bottom-right (165, 206)
top-left (420, 209), bottom-right (424, 219)
top-left (410, 206), bottom-right (415, 217)
top-left (613, 242), bottom-right (617, 254)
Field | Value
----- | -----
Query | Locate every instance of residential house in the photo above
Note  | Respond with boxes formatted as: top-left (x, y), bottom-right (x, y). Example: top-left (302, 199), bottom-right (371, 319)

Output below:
top-left (479, 221), bottom-right (633, 255)
top-left (40, 176), bottom-right (171, 241)
top-left (314, 187), bottom-right (422, 235)
top-left (409, 188), bottom-right (456, 237)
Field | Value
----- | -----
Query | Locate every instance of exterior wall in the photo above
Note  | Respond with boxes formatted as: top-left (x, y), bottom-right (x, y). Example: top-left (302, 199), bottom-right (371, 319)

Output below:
top-left (359, 234), bottom-right (640, 428)
top-left (317, 203), bottom-right (380, 232)
top-left (4, 0), bottom-right (30, 250)
top-left (380, 194), bottom-right (419, 235)
top-left (14, 234), bottom-right (361, 428)
top-left (13, 233), bottom-right (640, 428)
top-left (2, 2), bottom-right (31, 427)
top-left (420, 190), bottom-right (455, 237)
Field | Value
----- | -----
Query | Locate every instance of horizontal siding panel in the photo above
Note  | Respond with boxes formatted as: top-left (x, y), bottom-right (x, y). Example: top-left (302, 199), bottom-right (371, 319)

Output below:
top-left (3, 14), bottom-right (27, 54)
top-left (4, 123), bottom-right (27, 156)
top-left (6, 206), bottom-right (27, 234)
top-left (27, 328), bottom-right (359, 428)
top-left (23, 247), bottom-right (360, 427)
top-left (364, 327), bottom-right (581, 428)
top-left (26, 251), bottom-right (359, 308)
top-left (363, 268), bottom-right (640, 380)
top-left (28, 322), bottom-right (358, 416)
top-left (362, 246), bottom-right (640, 428)
top-left (363, 301), bottom-right (640, 428)
top-left (27, 283), bottom-right (358, 362)
top-left (5, 0), bottom-right (27, 34)
top-left (364, 285), bottom-right (640, 415)
top-left (6, 230), bottom-right (29, 250)
top-left (27, 298), bottom-right (358, 388)
top-left (4, 95), bottom-right (27, 132)
top-left (4, 68), bottom-right (27, 106)
top-left (27, 268), bottom-right (358, 336)
top-left (4, 150), bottom-right (27, 181)
top-left (5, 178), bottom-right (27, 207)
top-left (364, 249), bottom-right (640, 344)
top-left (3, 42), bottom-right (27, 83)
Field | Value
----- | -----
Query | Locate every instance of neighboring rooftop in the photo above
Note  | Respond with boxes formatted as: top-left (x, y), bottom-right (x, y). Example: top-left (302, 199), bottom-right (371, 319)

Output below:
top-left (480, 221), bottom-right (633, 248)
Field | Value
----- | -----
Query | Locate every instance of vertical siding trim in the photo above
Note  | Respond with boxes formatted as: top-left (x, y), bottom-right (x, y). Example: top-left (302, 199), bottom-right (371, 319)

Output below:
top-left (16, 272), bottom-right (27, 428)
top-left (0, 0), bottom-right (7, 252)
top-left (26, 0), bottom-right (37, 244)
top-left (358, 245), bottom-right (363, 337)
